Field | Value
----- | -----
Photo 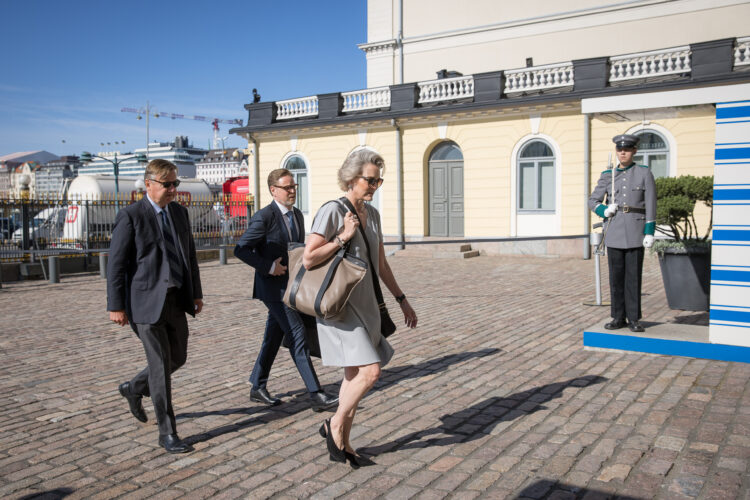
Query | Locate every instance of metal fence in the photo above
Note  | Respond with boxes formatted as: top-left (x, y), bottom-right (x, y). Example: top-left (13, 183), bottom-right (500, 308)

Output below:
top-left (0, 193), bottom-right (253, 263)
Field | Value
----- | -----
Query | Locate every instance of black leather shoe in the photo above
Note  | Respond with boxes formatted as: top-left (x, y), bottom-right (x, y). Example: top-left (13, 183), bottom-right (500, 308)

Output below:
top-left (604, 319), bottom-right (628, 330)
top-left (628, 321), bottom-right (645, 333)
top-left (158, 434), bottom-right (193, 454)
top-left (310, 391), bottom-right (339, 412)
top-left (324, 419), bottom-right (346, 463)
top-left (118, 382), bottom-right (147, 423)
top-left (250, 387), bottom-right (281, 406)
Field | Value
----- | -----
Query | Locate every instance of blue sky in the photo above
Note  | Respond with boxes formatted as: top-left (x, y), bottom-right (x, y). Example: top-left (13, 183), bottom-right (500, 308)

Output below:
top-left (0, 0), bottom-right (367, 158)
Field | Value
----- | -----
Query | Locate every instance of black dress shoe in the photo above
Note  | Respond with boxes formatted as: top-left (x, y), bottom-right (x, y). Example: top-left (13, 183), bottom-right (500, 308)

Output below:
top-left (628, 320), bottom-right (645, 333)
top-left (310, 391), bottom-right (339, 412)
top-left (604, 319), bottom-right (628, 330)
top-left (118, 382), bottom-right (147, 423)
top-left (250, 387), bottom-right (281, 406)
top-left (158, 434), bottom-right (193, 454)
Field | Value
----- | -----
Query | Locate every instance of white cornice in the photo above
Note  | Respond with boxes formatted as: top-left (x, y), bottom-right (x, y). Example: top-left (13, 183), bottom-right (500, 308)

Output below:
top-left (358, 39), bottom-right (398, 54)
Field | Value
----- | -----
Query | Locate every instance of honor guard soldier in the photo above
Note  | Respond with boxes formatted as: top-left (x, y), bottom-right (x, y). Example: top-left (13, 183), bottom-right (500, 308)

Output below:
top-left (589, 134), bottom-right (657, 332)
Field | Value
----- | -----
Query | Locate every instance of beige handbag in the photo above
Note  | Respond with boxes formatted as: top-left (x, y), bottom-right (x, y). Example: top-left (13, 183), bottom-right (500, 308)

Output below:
top-left (283, 241), bottom-right (368, 319)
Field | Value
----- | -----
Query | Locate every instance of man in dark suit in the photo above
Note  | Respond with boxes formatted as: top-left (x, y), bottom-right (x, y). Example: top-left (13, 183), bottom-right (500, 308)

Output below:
top-left (235, 168), bottom-right (337, 411)
top-left (108, 159), bottom-right (203, 454)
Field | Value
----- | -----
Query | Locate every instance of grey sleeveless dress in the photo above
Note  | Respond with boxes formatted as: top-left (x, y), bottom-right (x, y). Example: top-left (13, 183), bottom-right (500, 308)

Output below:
top-left (309, 201), bottom-right (394, 367)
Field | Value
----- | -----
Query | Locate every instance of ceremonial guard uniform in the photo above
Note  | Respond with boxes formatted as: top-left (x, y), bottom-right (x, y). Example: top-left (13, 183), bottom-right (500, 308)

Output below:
top-left (589, 134), bottom-right (657, 332)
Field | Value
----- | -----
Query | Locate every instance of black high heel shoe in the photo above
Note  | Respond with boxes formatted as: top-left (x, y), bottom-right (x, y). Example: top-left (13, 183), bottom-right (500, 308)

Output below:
top-left (323, 419), bottom-right (345, 463)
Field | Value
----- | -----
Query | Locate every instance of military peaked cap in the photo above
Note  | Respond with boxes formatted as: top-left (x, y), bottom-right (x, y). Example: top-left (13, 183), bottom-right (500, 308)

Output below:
top-left (612, 134), bottom-right (640, 148)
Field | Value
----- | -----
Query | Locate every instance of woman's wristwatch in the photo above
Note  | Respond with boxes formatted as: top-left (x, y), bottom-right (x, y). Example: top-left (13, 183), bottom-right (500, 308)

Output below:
top-left (335, 235), bottom-right (346, 248)
top-left (395, 294), bottom-right (406, 304)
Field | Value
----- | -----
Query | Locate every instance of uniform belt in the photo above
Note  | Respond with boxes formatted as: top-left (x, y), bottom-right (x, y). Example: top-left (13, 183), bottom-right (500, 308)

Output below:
top-left (622, 206), bottom-right (646, 214)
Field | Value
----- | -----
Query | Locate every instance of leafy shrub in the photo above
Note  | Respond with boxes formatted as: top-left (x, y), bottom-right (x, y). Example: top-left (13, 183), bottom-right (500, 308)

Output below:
top-left (655, 175), bottom-right (713, 243)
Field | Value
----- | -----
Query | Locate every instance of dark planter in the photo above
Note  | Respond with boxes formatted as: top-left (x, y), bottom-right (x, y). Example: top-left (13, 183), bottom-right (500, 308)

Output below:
top-left (657, 246), bottom-right (711, 311)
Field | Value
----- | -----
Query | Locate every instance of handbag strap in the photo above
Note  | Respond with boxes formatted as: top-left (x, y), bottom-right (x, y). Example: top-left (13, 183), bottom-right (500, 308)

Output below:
top-left (339, 197), bottom-right (387, 307)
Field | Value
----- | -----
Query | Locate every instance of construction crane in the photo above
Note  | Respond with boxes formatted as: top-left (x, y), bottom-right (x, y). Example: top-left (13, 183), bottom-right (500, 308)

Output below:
top-left (121, 101), bottom-right (244, 156)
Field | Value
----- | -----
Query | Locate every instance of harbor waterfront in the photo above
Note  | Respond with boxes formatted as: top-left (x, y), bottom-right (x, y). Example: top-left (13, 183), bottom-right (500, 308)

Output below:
top-left (0, 253), bottom-right (747, 499)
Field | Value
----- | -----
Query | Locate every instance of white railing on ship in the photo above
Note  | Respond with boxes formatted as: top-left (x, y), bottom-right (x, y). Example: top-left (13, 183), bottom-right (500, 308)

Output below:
top-left (735, 37), bottom-right (750, 67)
top-left (342, 87), bottom-right (391, 113)
top-left (505, 62), bottom-right (574, 93)
top-left (418, 76), bottom-right (474, 104)
top-left (609, 46), bottom-right (690, 81)
top-left (276, 96), bottom-right (319, 120)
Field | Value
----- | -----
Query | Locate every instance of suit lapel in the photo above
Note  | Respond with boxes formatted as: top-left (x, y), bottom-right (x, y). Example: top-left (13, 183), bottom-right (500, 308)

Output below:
top-left (293, 208), bottom-right (304, 243)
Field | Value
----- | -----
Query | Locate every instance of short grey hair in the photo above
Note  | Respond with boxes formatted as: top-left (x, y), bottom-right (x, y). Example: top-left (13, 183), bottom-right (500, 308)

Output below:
top-left (337, 149), bottom-right (385, 191)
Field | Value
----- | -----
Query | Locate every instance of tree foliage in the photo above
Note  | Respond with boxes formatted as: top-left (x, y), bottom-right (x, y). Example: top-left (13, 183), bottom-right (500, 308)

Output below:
top-left (654, 175), bottom-right (713, 242)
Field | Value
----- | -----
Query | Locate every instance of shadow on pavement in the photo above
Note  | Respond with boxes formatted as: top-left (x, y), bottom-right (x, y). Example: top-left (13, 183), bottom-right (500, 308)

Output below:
top-left (514, 479), bottom-right (647, 499)
top-left (359, 375), bottom-right (608, 457)
top-left (373, 347), bottom-right (501, 394)
top-left (178, 348), bottom-right (501, 445)
top-left (19, 488), bottom-right (74, 500)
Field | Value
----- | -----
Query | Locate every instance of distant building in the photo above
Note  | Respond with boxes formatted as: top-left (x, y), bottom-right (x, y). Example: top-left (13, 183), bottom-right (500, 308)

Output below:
top-left (0, 151), bottom-right (60, 196)
top-left (195, 148), bottom-right (248, 185)
top-left (36, 156), bottom-right (80, 196)
top-left (0, 150), bottom-right (59, 166)
top-left (78, 136), bottom-right (207, 178)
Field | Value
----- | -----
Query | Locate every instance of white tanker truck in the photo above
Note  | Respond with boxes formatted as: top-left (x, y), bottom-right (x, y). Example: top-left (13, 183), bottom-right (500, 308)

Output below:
top-left (59, 175), bottom-right (220, 248)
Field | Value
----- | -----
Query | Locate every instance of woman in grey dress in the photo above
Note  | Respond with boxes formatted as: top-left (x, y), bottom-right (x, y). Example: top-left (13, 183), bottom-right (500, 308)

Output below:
top-left (303, 150), bottom-right (418, 466)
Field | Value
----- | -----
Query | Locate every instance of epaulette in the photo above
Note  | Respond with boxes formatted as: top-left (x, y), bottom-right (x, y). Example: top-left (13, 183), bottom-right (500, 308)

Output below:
top-left (601, 169), bottom-right (612, 173)
top-left (638, 164), bottom-right (649, 168)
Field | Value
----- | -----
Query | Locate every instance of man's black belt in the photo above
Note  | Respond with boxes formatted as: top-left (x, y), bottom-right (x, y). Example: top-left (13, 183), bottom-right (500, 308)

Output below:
top-left (622, 206), bottom-right (646, 214)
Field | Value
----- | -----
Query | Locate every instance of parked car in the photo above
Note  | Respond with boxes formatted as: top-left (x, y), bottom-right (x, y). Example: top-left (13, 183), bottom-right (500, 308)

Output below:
top-left (12, 207), bottom-right (66, 249)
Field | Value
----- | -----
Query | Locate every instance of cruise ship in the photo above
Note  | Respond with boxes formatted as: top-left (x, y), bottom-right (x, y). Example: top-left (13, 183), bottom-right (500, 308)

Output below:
top-left (78, 136), bottom-right (207, 178)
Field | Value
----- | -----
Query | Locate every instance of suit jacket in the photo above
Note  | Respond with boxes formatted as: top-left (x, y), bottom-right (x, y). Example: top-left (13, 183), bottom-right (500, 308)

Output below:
top-left (234, 202), bottom-right (304, 302)
top-left (107, 196), bottom-right (203, 325)
top-left (588, 163), bottom-right (657, 249)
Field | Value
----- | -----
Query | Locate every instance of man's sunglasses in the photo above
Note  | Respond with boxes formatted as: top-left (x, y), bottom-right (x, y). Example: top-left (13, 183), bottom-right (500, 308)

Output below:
top-left (357, 176), bottom-right (384, 188)
top-left (149, 178), bottom-right (181, 189)
top-left (273, 184), bottom-right (298, 193)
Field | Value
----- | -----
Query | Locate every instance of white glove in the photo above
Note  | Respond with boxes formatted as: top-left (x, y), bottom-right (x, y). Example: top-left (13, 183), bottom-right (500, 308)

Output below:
top-left (603, 203), bottom-right (618, 217)
top-left (643, 235), bottom-right (654, 248)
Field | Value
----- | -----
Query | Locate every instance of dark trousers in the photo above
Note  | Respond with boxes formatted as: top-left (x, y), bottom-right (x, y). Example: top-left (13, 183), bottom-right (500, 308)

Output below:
top-left (607, 247), bottom-right (645, 323)
top-left (249, 300), bottom-right (321, 393)
top-left (131, 289), bottom-right (189, 436)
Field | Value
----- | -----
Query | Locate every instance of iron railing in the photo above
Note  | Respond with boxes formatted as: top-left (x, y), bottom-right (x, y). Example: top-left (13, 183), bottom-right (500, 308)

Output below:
top-left (0, 193), bottom-right (253, 263)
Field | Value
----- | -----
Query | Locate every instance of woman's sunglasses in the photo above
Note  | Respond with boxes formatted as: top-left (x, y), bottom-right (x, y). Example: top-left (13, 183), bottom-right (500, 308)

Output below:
top-left (357, 176), bottom-right (384, 188)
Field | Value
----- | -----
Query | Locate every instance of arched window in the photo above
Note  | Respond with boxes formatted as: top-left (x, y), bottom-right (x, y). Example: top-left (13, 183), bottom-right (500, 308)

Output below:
top-left (283, 155), bottom-right (308, 213)
top-left (518, 140), bottom-right (555, 211)
top-left (633, 130), bottom-right (669, 178)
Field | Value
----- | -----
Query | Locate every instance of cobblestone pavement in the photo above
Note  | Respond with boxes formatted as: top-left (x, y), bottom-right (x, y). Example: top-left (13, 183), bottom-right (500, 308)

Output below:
top-left (1, 253), bottom-right (748, 500)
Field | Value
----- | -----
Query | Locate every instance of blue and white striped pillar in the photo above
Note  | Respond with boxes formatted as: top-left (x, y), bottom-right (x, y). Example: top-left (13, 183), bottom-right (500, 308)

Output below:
top-left (711, 101), bottom-right (750, 347)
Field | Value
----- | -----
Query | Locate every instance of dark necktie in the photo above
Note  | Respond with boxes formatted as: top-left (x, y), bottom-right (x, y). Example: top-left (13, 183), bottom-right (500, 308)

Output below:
top-left (286, 211), bottom-right (298, 242)
top-left (160, 210), bottom-right (183, 287)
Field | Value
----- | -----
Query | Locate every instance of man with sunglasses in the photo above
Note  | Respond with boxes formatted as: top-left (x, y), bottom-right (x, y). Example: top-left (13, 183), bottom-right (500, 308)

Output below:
top-left (107, 159), bottom-right (203, 453)
top-left (234, 168), bottom-right (338, 412)
top-left (589, 134), bottom-right (657, 333)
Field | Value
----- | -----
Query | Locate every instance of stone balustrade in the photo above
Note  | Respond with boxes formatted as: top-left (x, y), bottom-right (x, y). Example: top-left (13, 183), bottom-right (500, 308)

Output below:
top-left (342, 87), bottom-right (391, 112)
top-left (418, 76), bottom-right (474, 104)
top-left (505, 62), bottom-right (574, 93)
top-left (276, 96), bottom-right (319, 120)
top-left (236, 36), bottom-right (748, 130)
top-left (609, 46), bottom-right (691, 81)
